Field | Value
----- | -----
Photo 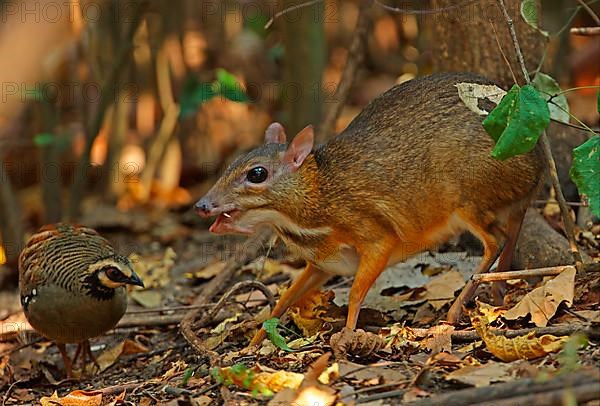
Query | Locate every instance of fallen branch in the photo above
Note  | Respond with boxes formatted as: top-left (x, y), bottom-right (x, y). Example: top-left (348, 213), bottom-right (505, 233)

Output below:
top-left (486, 382), bottom-right (600, 406)
top-left (407, 368), bottom-right (600, 405)
top-left (447, 324), bottom-right (599, 342)
top-left (472, 262), bottom-right (600, 283)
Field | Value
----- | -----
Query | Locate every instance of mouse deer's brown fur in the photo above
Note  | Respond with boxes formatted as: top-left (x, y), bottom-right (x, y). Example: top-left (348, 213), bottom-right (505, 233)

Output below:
top-left (196, 72), bottom-right (543, 347)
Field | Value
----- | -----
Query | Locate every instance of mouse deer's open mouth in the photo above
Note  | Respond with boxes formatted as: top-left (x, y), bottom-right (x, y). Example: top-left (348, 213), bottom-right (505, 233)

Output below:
top-left (209, 209), bottom-right (247, 234)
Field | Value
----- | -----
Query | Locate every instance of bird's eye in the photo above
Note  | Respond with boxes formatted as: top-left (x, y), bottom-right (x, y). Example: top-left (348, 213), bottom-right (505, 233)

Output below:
top-left (246, 166), bottom-right (268, 183)
top-left (105, 267), bottom-right (125, 282)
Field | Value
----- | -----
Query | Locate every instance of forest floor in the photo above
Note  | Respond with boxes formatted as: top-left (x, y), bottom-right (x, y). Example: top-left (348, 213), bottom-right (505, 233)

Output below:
top-left (0, 203), bottom-right (599, 405)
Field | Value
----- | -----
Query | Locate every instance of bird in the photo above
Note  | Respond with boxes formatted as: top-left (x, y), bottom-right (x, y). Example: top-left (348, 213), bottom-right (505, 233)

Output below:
top-left (18, 223), bottom-right (144, 377)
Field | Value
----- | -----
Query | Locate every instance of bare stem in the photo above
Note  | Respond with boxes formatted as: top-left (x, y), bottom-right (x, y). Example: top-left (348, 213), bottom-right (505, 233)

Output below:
top-left (575, 0), bottom-right (600, 25)
top-left (496, 0), bottom-right (584, 272)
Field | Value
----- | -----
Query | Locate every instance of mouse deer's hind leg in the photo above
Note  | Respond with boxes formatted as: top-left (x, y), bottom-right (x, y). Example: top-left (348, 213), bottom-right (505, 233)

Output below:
top-left (447, 211), bottom-right (506, 324)
top-left (490, 208), bottom-right (528, 304)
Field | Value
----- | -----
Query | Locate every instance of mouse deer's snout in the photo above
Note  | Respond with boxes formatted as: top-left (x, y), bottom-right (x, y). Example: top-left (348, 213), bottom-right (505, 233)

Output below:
top-left (194, 196), bottom-right (217, 217)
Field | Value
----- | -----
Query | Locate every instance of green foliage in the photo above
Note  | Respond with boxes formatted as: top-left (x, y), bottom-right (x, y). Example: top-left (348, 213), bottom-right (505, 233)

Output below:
top-left (520, 0), bottom-right (548, 36)
top-left (532, 72), bottom-right (570, 123)
top-left (263, 318), bottom-right (294, 352)
top-left (180, 367), bottom-right (194, 386)
top-left (570, 135), bottom-right (600, 217)
top-left (483, 84), bottom-right (550, 160)
top-left (33, 132), bottom-right (72, 151)
top-left (557, 333), bottom-right (588, 374)
top-left (33, 133), bottom-right (55, 147)
top-left (211, 364), bottom-right (273, 397)
top-left (180, 69), bottom-right (249, 118)
top-left (245, 14), bottom-right (269, 38)
top-left (215, 69), bottom-right (250, 103)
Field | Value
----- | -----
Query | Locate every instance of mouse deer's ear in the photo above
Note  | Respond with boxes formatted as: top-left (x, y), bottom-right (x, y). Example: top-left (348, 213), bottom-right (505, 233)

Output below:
top-left (282, 125), bottom-right (314, 171)
top-left (264, 122), bottom-right (287, 144)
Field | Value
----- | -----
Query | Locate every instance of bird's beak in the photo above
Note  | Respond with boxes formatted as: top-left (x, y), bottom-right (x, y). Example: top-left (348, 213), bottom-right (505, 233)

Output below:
top-left (127, 271), bottom-right (145, 288)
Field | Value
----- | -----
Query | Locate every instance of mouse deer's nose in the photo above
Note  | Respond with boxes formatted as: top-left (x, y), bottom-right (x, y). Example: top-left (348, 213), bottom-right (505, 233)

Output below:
top-left (194, 198), bottom-right (214, 217)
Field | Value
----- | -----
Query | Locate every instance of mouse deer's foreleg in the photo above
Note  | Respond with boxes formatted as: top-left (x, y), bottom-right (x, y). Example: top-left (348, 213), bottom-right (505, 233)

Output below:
top-left (345, 239), bottom-right (395, 330)
top-left (249, 263), bottom-right (330, 346)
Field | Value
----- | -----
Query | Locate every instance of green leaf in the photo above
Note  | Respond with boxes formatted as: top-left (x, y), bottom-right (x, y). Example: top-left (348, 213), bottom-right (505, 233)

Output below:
top-left (215, 69), bottom-right (249, 103)
top-left (532, 72), bottom-right (570, 123)
top-left (180, 76), bottom-right (217, 118)
top-left (180, 367), bottom-right (194, 386)
top-left (262, 318), bottom-right (294, 352)
top-left (483, 85), bottom-right (519, 142)
top-left (569, 135), bottom-right (600, 217)
top-left (245, 15), bottom-right (269, 38)
top-left (33, 132), bottom-right (55, 147)
top-left (484, 85), bottom-right (550, 160)
top-left (557, 333), bottom-right (588, 374)
top-left (520, 0), bottom-right (548, 36)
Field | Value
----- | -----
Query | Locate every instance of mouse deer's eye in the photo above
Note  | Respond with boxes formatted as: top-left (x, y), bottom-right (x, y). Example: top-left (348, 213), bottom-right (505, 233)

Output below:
top-left (247, 166), bottom-right (268, 183)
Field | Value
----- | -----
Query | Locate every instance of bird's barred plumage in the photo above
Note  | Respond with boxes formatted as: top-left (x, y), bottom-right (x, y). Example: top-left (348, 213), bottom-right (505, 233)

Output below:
top-left (18, 223), bottom-right (142, 348)
top-left (19, 224), bottom-right (119, 296)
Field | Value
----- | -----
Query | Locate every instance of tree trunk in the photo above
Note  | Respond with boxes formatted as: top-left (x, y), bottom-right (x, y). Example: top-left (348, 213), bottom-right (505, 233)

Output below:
top-left (426, 0), bottom-right (547, 88)
top-left (281, 0), bottom-right (326, 136)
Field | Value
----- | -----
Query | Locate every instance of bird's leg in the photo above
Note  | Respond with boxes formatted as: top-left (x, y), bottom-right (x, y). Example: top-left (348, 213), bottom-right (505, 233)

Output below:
top-left (81, 340), bottom-right (100, 372)
top-left (56, 343), bottom-right (74, 378)
top-left (72, 343), bottom-right (83, 366)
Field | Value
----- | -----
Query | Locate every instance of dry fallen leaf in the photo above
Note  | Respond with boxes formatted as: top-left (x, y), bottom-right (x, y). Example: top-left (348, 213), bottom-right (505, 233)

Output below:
top-left (95, 339), bottom-right (148, 372)
top-left (215, 364), bottom-right (303, 395)
top-left (184, 261), bottom-right (226, 281)
top-left (420, 323), bottom-right (455, 354)
top-left (253, 369), bottom-right (305, 392)
top-left (419, 270), bottom-right (466, 310)
top-left (445, 361), bottom-right (515, 387)
top-left (129, 290), bottom-right (162, 308)
top-left (40, 390), bottom-right (102, 406)
top-left (242, 257), bottom-right (304, 281)
top-left (289, 290), bottom-right (336, 337)
top-left (504, 268), bottom-right (575, 327)
top-left (128, 247), bottom-right (176, 289)
top-left (471, 304), bottom-right (569, 362)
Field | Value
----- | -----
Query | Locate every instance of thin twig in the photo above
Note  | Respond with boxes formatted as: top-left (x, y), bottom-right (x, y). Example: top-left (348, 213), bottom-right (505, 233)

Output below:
top-left (2, 380), bottom-right (24, 406)
top-left (264, 0), bottom-right (324, 29)
top-left (472, 262), bottom-right (600, 283)
top-left (489, 19), bottom-right (518, 85)
top-left (496, 0), bottom-right (584, 273)
top-left (549, 117), bottom-right (598, 133)
top-left (570, 26), bottom-right (600, 35)
top-left (575, 0), bottom-right (600, 25)
top-left (533, 199), bottom-right (586, 207)
top-left (199, 280), bottom-right (275, 326)
top-left (373, 0), bottom-right (481, 15)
